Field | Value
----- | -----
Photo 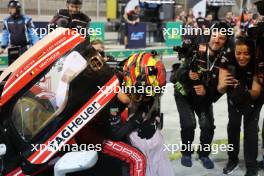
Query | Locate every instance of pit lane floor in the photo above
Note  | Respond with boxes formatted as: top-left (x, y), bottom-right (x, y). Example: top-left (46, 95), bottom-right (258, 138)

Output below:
top-left (161, 83), bottom-right (264, 176)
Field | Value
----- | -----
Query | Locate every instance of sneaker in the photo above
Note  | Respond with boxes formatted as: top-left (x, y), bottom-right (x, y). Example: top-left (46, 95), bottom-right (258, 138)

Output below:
top-left (258, 160), bottom-right (264, 170)
top-left (199, 156), bottom-right (214, 169)
top-left (245, 168), bottom-right (259, 176)
top-left (223, 160), bottom-right (239, 174)
top-left (181, 155), bottom-right (192, 167)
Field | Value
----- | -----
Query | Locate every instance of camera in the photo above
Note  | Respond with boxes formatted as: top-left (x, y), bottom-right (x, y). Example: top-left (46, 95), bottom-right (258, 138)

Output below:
top-left (173, 39), bottom-right (198, 60)
top-left (173, 39), bottom-right (207, 86)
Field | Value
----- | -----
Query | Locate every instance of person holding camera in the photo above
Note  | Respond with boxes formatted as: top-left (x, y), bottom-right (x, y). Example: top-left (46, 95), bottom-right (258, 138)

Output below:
top-left (49, 0), bottom-right (91, 39)
top-left (123, 5), bottom-right (141, 47)
top-left (171, 22), bottom-right (232, 169)
top-left (218, 37), bottom-right (262, 176)
top-left (0, 0), bottom-right (39, 55)
top-left (248, 0), bottom-right (264, 170)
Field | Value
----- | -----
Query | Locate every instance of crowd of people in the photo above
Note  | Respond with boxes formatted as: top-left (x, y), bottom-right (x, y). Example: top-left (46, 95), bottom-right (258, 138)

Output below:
top-left (175, 8), bottom-right (263, 35)
top-left (0, 0), bottom-right (264, 176)
top-left (170, 1), bottom-right (264, 176)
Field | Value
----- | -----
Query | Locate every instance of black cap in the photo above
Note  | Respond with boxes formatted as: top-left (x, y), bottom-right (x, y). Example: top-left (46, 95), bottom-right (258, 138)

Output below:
top-left (210, 21), bottom-right (232, 32)
top-left (66, 0), bottom-right (82, 5)
top-left (210, 22), bottom-right (232, 38)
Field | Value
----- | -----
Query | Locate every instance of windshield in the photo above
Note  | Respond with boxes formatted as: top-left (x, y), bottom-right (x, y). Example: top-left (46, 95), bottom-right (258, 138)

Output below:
top-left (11, 51), bottom-right (87, 141)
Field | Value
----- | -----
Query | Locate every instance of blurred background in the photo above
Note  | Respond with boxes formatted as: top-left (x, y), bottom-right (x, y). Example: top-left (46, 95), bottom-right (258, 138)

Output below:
top-left (0, 0), bottom-right (258, 47)
top-left (0, 0), bottom-right (261, 68)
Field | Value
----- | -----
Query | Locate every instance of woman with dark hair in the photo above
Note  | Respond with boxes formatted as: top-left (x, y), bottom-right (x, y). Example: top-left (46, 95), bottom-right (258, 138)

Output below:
top-left (218, 37), bottom-right (262, 176)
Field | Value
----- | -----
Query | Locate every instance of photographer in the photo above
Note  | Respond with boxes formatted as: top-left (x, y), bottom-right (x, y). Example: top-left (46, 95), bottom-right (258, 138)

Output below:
top-left (250, 0), bottom-right (264, 74)
top-left (218, 37), bottom-right (262, 176)
top-left (123, 5), bottom-right (141, 47)
top-left (249, 0), bottom-right (264, 170)
top-left (49, 0), bottom-right (91, 39)
top-left (171, 22), bottom-right (232, 169)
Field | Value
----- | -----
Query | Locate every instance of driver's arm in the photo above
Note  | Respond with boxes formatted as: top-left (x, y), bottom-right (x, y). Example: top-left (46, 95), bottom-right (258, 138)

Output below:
top-left (61, 68), bottom-right (77, 83)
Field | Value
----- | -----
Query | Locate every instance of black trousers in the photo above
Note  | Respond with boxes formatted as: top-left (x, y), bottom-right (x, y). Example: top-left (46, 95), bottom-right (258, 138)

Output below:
top-left (227, 98), bottom-right (262, 169)
top-left (175, 93), bottom-right (215, 157)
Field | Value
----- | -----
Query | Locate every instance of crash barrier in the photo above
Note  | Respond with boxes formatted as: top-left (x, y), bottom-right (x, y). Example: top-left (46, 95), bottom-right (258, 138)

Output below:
top-left (105, 47), bottom-right (175, 60)
top-left (0, 46), bottom-right (177, 70)
top-left (126, 21), bottom-right (184, 48)
top-left (127, 23), bottom-right (146, 49)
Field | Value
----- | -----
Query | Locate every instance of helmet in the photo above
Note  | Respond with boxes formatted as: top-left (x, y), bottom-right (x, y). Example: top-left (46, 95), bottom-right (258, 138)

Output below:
top-left (123, 52), bottom-right (166, 99)
top-left (8, 0), bottom-right (21, 9)
top-left (66, 0), bottom-right (82, 5)
top-left (8, 0), bottom-right (21, 16)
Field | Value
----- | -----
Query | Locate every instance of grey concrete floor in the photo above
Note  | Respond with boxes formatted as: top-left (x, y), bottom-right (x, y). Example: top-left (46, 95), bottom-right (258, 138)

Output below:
top-left (161, 83), bottom-right (264, 176)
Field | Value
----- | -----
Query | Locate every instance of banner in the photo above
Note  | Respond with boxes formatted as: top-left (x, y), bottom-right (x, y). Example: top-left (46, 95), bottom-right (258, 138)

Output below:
top-left (107, 0), bottom-right (117, 19)
top-left (0, 55), bottom-right (8, 71)
top-left (89, 22), bottom-right (105, 42)
top-left (165, 22), bottom-right (182, 47)
top-left (127, 23), bottom-right (146, 49)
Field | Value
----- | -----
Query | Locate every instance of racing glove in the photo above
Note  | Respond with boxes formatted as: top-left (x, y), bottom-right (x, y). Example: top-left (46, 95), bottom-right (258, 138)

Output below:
top-left (137, 118), bottom-right (157, 139)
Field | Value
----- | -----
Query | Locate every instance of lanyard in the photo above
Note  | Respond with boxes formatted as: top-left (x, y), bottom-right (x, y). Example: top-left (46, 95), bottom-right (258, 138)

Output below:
top-left (207, 49), bottom-right (218, 72)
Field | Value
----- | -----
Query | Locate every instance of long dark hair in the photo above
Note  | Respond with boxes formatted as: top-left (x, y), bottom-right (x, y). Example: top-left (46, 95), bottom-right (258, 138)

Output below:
top-left (235, 36), bottom-right (256, 72)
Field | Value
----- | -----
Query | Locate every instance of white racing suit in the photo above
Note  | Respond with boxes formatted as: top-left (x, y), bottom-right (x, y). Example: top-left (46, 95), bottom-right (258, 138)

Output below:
top-left (129, 127), bottom-right (174, 176)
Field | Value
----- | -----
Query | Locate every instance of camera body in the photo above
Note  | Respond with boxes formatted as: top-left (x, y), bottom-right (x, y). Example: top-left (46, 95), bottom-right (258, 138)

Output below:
top-left (173, 40), bottom-right (207, 86)
top-left (173, 39), bottom-right (198, 61)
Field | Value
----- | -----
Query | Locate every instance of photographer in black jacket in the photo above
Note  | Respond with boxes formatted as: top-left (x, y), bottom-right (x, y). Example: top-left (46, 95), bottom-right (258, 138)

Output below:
top-left (249, 0), bottom-right (264, 171)
top-left (49, 0), bottom-right (91, 39)
top-left (218, 37), bottom-right (262, 176)
top-left (170, 22), bottom-right (233, 169)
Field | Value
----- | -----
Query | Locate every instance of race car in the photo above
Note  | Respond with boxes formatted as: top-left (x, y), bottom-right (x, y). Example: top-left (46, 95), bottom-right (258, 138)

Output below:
top-left (0, 28), bottom-right (119, 175)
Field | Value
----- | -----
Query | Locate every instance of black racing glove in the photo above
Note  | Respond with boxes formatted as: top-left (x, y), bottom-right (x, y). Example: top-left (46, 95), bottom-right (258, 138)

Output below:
top-left (110, 111), bottom-right (144, 141)
top-left (137, 118), bottom-right (157, 139)
top-left (128, 109), bottom-right (144, 128)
